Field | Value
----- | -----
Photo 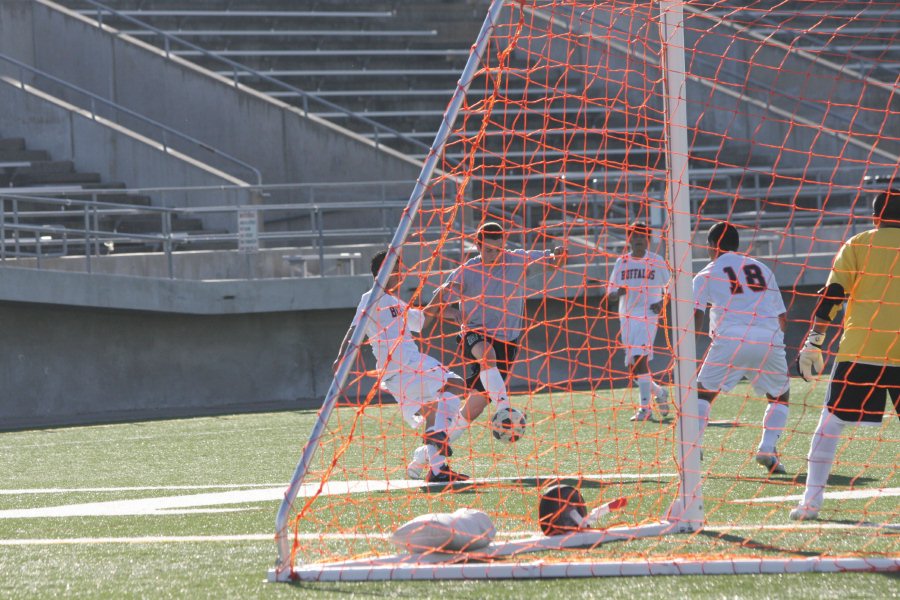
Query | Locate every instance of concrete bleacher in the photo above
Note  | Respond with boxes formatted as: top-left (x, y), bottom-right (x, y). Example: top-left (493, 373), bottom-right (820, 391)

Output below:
top-left (0, 135), bottom-right (211, 256)
top-left (52, 0), bottom-right (745, 213)
top-left (704, 0), bottom-right (900, 80)
top-left (45, 0), bottom-right (893, 242)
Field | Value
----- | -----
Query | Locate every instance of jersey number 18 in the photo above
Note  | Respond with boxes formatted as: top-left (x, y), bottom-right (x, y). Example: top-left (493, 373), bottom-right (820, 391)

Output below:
top-left (722, 264), bottom-right (767, 295)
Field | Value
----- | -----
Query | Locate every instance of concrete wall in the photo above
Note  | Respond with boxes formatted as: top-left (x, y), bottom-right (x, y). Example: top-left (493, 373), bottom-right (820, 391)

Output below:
top-left (0, 285), bottom-right (819, 431)
top-left (0, 0), bottom-right (426, 195)
top-left (0, 300), bottom-right (347, 430)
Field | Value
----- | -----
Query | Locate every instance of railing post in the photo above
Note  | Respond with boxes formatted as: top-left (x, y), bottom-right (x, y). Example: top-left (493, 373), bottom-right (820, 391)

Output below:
top-left (316, 208), bottom-right (325, 277)
top-left (12, 198), bottom-right (20, 257)
top-left (92, 202), bottom-right (101, 257)
top-left (0, 196), bottom-right (5, 261)
top-left (84, 203), bottom-right (92, 274)
top-left (163, 210), bottom-right (174, 279)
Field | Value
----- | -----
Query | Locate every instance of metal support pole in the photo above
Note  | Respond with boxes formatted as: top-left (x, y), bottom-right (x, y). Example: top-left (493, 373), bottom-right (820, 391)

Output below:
top-left (84, 204), bottom-right (92, 274)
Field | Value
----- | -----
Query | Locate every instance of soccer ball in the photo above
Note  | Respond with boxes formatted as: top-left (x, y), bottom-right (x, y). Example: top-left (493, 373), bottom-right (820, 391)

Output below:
top-left (490, 407), bottom-right (527, 443)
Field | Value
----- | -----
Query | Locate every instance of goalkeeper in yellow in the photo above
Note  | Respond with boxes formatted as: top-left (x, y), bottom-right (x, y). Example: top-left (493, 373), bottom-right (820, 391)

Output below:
top-left (792, 189), bottom-right (900, 520)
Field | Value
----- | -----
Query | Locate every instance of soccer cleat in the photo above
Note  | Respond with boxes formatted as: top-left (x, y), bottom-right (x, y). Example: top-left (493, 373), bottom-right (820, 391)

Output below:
top-left (755, 451), bottom-right (787, 475)
top-left (630, 408), bottom-right (653, 422)
top-left (789, 504), bottom-right (820, 521)
top-left (425, 463), bottom-right (470, 490)
top-left (406, 445), bottom-right (430, 480)
top-left (654, 387), bottom-right (670, 418)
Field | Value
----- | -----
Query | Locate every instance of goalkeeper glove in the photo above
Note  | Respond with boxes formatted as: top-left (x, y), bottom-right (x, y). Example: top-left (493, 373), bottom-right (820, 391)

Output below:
top-left (796, 330), bottom-right (826, 381)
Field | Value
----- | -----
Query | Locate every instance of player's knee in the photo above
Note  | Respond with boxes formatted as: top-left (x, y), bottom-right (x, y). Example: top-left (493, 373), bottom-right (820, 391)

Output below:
top-left (438, 392), bottom-right (461, 418)
top-left (443, 378), bottom-right (468, 399)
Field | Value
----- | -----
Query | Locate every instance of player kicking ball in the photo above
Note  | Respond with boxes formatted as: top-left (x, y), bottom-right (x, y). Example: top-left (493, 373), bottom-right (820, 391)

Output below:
top-left (334, 250), bottom-right (469, 487)
top-left (424, 222), bottom-right (566, 443)
top-left (606, 221), bottom-right (672, 422)
top-left (693, 222), bottom-right (791, 475)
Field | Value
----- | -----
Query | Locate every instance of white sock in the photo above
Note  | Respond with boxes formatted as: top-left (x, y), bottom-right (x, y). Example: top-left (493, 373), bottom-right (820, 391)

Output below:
top-left (434, 392), bottom-right (460, 433)
top-left (410, 444), bottom-right (430, 466)
top-left (423, 427), bottom-right (446, 475)
top-left (802, 409), bottom-right (846, 508)
top-left (758, 402), bottom-right (789, 454)
top-left (697, 399), bottom-right (711, 447)
top-left (479, 367), bottom-right (509, 410)
top-left (651, 380), bottom-right (663, 398)
top-left (637, 375), bottom-right (652, 408)
top-left (447, 415), bottom-right (469, 443)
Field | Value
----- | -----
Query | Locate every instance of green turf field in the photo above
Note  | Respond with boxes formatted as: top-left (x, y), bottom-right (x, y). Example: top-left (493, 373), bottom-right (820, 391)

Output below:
top-left (0, 381), bottom-right (896, 598)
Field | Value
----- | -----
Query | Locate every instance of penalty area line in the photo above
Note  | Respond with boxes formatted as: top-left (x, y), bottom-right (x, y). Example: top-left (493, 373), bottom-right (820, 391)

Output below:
top-left (0, 472), bottom-right (674, 519)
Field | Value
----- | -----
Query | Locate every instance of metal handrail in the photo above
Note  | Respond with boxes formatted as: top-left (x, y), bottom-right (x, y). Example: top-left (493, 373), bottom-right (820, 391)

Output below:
top-left (72, 0), bottom-right (431, 152)
top-left (0, 166), bottom-right (884, 279)
top-left (0, 54), bottom-right (261, 186)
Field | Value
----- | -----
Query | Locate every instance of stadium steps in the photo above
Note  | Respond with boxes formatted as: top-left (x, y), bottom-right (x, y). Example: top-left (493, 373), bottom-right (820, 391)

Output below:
top-left (58, 1), bottom-right (863, 219)
top-left (0, 135), bottom-right (210, 256)
top-left (708, 0), bottom-right (900, 82)
top-left (59, 0), bottom-right (672, 198)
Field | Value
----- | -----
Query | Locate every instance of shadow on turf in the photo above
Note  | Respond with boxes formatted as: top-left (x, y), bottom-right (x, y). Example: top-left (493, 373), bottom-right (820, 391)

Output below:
top-left (418, 475), bottom-right (672, 495)
top-left (698, 530), bottom-right (823, 558)
top-left (707, 468), bottom-right (879, 487)
top-left (791, 473), bottom-right (881, 487)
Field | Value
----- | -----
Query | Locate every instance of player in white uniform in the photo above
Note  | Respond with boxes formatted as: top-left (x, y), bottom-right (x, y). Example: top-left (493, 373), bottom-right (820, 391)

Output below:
top-left (334, 250), bottom-right (469, 487)
top-left (606, 222), bottom-right (671, 421)
top-left (693, 222), bottom-right (791, 474)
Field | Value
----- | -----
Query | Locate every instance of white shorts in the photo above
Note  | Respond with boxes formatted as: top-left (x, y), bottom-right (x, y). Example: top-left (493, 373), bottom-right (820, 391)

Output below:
top-left (698, 329), bottom-right (790, 397)
top-left (381, 354), bottom-right (463, 428)
top-left (620, 315), bottom-right (659, 366)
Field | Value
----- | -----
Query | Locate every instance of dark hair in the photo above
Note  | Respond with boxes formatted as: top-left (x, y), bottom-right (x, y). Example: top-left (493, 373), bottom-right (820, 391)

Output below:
top-left (370, 250), bottom-right (388, 278)
top-left (476, 221), bottom-right (504, 241)
top-left (707, 221), bottom-right (739, 252)
top-left (873, 190), bottom-right (900, 223)
top-left (628, 221), bottom-right (651, 237)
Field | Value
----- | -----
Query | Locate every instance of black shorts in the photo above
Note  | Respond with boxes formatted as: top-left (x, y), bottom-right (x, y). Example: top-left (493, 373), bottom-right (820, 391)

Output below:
top-left (458, 331), bottom-right (519, 392)
top-left (825, 362), bottom-right (900, 424)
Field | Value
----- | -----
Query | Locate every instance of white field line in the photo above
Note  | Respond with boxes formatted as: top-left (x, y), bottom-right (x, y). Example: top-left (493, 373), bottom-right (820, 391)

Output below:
top-left (0, 473), bottom-right (675, 519)
top-left (0, 484), bottom-right (286, 495)
top-left (730, 487), bottom-right (900, 504)
top-left (2, 523), bottom-right (897, 546)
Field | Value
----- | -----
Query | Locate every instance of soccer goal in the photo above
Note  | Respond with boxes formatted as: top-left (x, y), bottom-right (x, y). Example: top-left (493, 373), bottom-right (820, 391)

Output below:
top-left (270, 0), bottom-right (899, 582)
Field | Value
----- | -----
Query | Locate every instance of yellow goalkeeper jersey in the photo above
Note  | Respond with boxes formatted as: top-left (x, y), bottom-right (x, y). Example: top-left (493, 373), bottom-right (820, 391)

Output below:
top-left (826, 227), bottom-right (900, 365)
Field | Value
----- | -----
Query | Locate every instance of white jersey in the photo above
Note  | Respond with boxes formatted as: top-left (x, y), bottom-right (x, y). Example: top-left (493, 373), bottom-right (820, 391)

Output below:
top-left (693, 252), bottom-right (786, 338)
top-left (607, 251), bottom-right (671, 319)
top-left (351, 290), bottom-right (426, 375)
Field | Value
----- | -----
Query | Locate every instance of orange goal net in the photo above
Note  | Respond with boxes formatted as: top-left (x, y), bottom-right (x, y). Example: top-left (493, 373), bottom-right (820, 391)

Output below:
top-left (271, 0), bottom-right (899, 581)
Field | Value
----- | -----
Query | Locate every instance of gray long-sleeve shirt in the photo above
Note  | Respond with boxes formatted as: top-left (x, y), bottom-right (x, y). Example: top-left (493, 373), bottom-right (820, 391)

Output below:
top-left (436, 248), bottom-right (552, 341)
